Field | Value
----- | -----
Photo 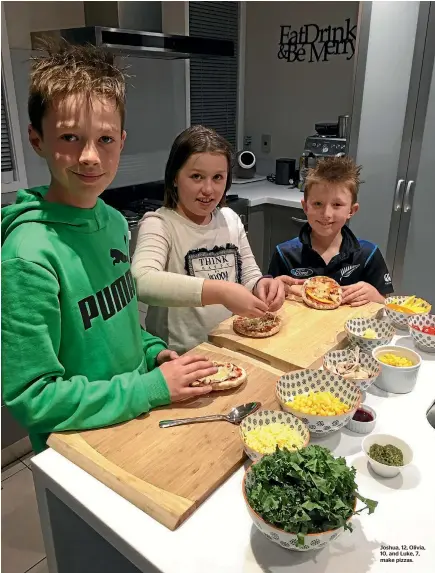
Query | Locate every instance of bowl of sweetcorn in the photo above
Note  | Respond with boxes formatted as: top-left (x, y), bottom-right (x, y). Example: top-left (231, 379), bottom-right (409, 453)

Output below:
top-left (372, 345), bottom-right (421, 394)
top-left (276, 370), bottom-right (361, 435)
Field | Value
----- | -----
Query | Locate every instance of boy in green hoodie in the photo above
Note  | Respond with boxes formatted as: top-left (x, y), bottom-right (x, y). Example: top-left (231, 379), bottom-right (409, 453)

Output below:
top-left (1, 41), bottom-right (217, 453)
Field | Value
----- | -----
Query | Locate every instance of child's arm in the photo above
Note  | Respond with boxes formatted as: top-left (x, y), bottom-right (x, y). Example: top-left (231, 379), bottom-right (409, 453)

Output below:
top-left (132, 214), bottom-right (268, 317)
top-left (1, 259), bottom-right (215, 438)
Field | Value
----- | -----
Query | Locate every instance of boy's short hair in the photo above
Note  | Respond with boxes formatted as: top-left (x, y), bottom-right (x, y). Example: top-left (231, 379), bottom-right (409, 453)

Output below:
top-left (304, 156), bottom-right (362, 204)
top-left (28, 38), bottom-right (126, 135)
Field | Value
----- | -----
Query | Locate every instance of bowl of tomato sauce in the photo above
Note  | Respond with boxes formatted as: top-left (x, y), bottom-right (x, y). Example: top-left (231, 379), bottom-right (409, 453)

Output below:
top-left (409, 314), bottom-right (435, 354)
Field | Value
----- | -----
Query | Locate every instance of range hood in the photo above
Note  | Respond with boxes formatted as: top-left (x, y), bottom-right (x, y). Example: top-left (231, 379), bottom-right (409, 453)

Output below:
top-left (30, 1), bottom-right (234, 60)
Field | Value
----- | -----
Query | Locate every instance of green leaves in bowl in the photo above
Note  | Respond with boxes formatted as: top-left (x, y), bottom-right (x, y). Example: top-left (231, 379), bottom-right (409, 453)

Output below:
top-left (245, 445), bottom-right (377, 547)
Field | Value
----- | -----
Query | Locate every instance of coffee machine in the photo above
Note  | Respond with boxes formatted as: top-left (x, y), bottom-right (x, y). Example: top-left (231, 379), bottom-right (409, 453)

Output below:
top-left (298, 117), bottom-right (349, 191)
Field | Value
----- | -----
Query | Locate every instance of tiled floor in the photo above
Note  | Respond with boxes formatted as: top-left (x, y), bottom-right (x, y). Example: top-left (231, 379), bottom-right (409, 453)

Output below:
top-left (1, 453), bottom-right (49, 573)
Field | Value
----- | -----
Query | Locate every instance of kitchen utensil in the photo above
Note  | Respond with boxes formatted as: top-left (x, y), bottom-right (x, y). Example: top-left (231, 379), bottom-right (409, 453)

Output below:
top-left (159, 402), bottom-right (261, 428)
top-left (243, 469), bottom-right (355, 551)
top-left (346, 405), bottom-right (377, 434)
top-left (345, 318), bottom-right (395, 352)
top-left (276, 369), bottom-right (361, 435)
top-left (372, 345), bottom-right (421, 394)
top-left (239, 409), bottom-right (310, 462)
top-left (362, 433), bottom-right (413, 478)
top-left (385, 295), bottom-right (430, 330)
top-left (408, 314), bottom-right (435, 353)
top-left (323, 348), bottom-right (381, 391)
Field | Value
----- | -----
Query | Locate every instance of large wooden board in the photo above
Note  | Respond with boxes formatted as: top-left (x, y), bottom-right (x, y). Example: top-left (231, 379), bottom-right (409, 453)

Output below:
top-left (47, 343), bottom-right (284, 531)
top-left (208, 300), bottom-right (383, 371)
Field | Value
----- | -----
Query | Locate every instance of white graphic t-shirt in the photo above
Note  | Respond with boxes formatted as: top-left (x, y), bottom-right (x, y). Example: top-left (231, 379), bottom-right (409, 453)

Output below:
top-left (132, 207), bottom-right (262, 353)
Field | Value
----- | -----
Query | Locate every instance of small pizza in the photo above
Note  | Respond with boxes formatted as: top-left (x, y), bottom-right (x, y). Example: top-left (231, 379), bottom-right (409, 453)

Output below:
top-left (233, 312), bottom-right (282, 338)
top-left (191, 361), bottom-right (247, 391)
top-left (302, 276), bottom-right (342, 310)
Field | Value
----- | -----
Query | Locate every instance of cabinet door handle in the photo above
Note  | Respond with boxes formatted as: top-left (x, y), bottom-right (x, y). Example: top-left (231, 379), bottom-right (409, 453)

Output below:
top-left (393, 179), bottom-right (405, 211)
top-left (291, 217), bottom-right (308, 224)
top-left (403, 180), bottom-right (414, 213)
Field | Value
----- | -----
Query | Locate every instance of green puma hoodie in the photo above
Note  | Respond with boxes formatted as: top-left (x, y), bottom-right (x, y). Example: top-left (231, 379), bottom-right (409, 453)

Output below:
top-left (1, 186), bottom-right (170, 453)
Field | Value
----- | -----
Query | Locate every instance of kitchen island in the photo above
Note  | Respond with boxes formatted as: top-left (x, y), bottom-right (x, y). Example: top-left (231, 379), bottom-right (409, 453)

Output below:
top-left (32, 334), bottom-right (435, 573)
top-left (228, 180), bottom-right (304, 209)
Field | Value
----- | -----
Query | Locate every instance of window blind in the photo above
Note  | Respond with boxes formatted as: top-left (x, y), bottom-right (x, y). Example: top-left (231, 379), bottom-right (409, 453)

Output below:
top-left (1, 80), bottom-right (14, 174)
top-left (189, 1), bottom-right (239, 148)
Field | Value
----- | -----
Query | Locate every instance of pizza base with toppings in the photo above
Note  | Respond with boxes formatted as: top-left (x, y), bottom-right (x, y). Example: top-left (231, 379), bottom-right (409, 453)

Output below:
top-left (302, 276), bottom-right (342, 310)
top-left (233, 312), bottom-right (282, 338)
top-left (191, 361), bottom-right (247, 391)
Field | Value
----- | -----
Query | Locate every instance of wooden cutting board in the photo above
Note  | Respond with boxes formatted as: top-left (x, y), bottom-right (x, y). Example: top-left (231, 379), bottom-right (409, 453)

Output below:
top-left (208, 300), bottom-right (383, 371)
top-left (47, 343), bottom-right (284, 531)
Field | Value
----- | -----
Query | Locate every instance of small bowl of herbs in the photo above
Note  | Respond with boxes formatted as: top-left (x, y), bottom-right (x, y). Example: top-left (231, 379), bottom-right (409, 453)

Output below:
top-left (362, 433), bottom-right (413, 478)
top-left (243, 445), bottom-right (377, 551)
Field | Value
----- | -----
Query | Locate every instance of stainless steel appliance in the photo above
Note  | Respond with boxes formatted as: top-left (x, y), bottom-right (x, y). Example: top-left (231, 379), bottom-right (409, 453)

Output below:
top-left (30, 1), bottom-right (233, 60)
top-left (348, 1), bottom-right (435, 304)
top-left (298, 129), bottom-right (347, 191)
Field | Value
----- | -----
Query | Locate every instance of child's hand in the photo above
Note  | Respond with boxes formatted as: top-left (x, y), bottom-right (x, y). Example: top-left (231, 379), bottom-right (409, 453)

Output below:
top-left (159, 355), bottom-right (217, 402)
top-left (254, 278), bottom-right (285, 311)
top-left (156, 349), bottom-right (179, 366)
top-left (203, 281), bottom-right (268, 317)
top-left (275, 275), bottom-right (306, 296)
top-left (342, 282), bottom-right (385, 307)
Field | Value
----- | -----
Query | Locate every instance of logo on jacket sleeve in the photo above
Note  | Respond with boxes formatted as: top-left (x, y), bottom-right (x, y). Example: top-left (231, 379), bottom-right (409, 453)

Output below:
top-left (340, 264), bottom-right (360, 280)
top-left (290, 268), bottom-right (314, 278)
top-left (384, 273), bottom-right (392, 284)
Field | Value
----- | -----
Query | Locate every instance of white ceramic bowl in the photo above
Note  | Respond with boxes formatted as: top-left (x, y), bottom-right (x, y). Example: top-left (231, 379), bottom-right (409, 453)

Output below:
top-left (362, 433), bottom-right (413, 478)
top-left (239, 409), bottom-right (310, 462)
top-left (372, 345), bottom-right (421, 394)
top-left (345, 318), bottom-right (395, 352)
top-left (346, 405), bottom-right (376, 434)
top-left (384, 295), bottom-right (431, 330)
top-left (243, 468), bottom-right (353, 551)
top-left (276, 369), bottom-right (361, 435)
top-left (323, 349), bottom-right (381, 391)
top-left (408, 314), bottom-right (435, 353)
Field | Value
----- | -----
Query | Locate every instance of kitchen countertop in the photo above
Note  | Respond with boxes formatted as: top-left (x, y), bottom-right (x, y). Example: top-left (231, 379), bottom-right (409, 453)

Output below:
top-left (32, 335), bottom-right (435, 573)
top-left (228, 180), bottom-right (304, 209)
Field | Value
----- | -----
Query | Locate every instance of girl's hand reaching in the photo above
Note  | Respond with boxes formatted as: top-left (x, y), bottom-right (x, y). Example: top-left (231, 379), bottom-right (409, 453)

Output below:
top-left (253, 277), bottom-right (285, 311)
top-left (202, 280), bottom-right (268, 318)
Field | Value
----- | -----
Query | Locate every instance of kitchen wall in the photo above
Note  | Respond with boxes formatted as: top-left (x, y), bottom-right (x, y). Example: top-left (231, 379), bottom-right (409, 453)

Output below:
top-left (4, 1), bottom-right (187, 191)
top-left (243, 1), bottom-right (359, 174)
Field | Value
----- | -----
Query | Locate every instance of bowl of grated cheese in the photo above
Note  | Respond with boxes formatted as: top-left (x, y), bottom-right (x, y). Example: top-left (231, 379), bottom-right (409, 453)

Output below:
top-left (240, 410), bottom-right (310, 462)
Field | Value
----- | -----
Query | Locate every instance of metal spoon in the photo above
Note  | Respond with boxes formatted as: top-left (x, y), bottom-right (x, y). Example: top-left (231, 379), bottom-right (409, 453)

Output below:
top-left (159, 402), bottom-right (261, 429)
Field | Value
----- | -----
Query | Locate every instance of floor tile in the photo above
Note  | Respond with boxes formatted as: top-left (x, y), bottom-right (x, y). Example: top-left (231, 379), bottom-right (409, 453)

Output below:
top-left (1, 459), bottom-right (26, 482)
top-left (21, 451), bottom-right (36, 468)
top-left (26, 558), bottom-right (49, 573)
top-left (1, 468), bottom-right (46, 573)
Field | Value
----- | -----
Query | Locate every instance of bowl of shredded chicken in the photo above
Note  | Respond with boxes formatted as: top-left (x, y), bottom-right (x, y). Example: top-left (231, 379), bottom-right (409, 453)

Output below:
top-left (240, 410), bottom-right (310, 461)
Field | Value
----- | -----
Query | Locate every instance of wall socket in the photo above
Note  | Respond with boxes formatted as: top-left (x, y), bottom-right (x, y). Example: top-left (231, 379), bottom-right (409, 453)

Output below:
top-left (261, 134), bottom-right (271, 154)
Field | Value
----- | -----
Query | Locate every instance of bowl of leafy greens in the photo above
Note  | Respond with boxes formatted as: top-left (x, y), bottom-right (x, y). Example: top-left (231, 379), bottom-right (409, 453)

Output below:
top-left (243, 445), bottom-right (377, 551)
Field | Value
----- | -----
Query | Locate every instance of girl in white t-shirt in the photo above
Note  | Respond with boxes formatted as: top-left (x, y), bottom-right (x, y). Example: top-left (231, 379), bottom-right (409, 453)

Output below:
top-left (132, 126), bottom-right (284, 354)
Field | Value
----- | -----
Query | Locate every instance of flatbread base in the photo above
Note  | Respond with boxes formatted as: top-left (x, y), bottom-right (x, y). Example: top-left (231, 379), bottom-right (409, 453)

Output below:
top-left (191, 362), bottom-right (247, 391)
top-left (233, 314), bottom-right (282, 338)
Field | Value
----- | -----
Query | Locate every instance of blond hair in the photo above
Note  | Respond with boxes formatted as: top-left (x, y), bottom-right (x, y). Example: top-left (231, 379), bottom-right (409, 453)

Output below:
top-left (28, 38), bottom-right (127, 135)
top-left (304, 156), bottom-right (362, 204)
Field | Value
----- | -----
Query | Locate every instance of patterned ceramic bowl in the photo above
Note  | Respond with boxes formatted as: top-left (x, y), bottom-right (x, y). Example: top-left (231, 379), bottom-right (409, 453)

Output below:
top-left (408, 314), bottom-right (435, 353)
top-left (242, 468), bottom-right (355, 551)
top-left (239, 409), bottom-right (310, 462)
top-left (385, 295), bottom-right (430, 330)
top-left (345, 318), bottom-right (395, 352)
top-left (323, 349), bottom-right (381, 391)
top-left (275, 370), bottom-right (361, 435)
